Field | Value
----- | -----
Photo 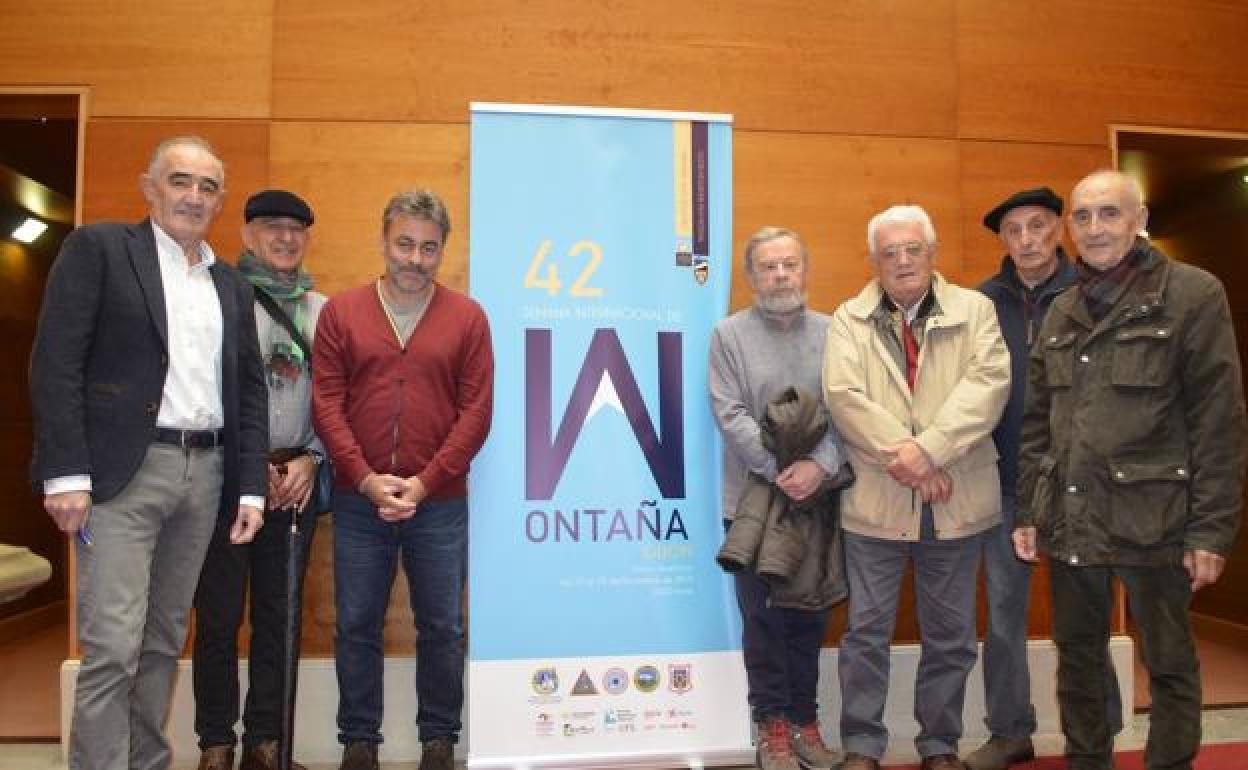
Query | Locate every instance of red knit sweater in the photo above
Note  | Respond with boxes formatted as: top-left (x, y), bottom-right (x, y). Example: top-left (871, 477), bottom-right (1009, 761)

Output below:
top-left (312, 281), bottom-right (494, 500)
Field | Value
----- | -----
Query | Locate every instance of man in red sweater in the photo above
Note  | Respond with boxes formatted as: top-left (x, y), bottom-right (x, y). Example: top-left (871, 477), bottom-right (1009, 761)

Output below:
top-left (312, 189), bottom-right (494, 770)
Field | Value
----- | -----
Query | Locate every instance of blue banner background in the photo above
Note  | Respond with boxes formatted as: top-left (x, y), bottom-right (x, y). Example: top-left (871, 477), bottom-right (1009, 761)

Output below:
top-left (469, 108), bottom-right (737, 661)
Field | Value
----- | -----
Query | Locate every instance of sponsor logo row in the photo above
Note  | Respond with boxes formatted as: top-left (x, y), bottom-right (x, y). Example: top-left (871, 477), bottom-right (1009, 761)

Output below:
top-left (534, 707), bottom-right (697, 738)
top-left (531, 663), bottom-right (692, 696)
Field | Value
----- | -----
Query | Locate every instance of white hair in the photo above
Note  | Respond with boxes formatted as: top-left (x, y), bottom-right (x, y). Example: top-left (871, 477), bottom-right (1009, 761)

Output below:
top-left (866, 204), bottom-right (936, 254)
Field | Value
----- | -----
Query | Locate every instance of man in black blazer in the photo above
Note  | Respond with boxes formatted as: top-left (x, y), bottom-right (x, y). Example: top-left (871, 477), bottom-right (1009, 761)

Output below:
top-left (30, 135), bottom-right (269, 770)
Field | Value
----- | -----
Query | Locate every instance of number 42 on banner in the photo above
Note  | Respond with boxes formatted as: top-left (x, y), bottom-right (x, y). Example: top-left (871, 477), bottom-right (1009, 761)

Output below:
top-left (523, 239), bottom-right (604, 298)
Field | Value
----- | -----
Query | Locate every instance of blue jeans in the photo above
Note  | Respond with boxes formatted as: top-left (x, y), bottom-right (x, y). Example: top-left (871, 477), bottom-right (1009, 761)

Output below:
top-left (333, 490), bottom-right (468, 745)
top-left (979, 518), bottom-right (1038, 738)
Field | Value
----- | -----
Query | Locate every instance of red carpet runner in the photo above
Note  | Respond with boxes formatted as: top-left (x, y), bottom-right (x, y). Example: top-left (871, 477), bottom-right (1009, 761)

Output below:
top-left (882, 742), bottom-right (1248, 769)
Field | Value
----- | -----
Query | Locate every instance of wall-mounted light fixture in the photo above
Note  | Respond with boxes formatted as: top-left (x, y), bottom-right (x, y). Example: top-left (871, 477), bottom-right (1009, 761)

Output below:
top-left (12, 216), bottom-right (49, 244)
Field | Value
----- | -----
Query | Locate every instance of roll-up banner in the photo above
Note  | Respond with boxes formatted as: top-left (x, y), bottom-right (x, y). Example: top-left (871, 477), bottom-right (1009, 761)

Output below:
top-left (467, 103), bottom-right (749, 769)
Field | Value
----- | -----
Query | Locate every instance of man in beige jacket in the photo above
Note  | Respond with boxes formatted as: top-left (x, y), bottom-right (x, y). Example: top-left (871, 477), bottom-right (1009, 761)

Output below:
top-left (824, 205), bottom-right (1010, 770)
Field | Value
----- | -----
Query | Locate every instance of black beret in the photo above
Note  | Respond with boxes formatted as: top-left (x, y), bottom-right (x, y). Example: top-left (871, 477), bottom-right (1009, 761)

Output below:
top-left (244, 189), bottom-right (314, 226)
top-left (982, 187), bottom-right (1063, 233)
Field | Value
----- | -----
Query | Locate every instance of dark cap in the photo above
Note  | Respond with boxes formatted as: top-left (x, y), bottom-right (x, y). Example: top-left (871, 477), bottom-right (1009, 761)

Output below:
top-left (982, 187), bottom-right (1063, 233)
top-left (244, 189), bottom-right (314, 226)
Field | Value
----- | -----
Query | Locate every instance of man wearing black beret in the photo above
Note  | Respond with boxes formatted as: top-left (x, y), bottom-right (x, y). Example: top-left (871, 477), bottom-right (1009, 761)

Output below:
top-left (193, 189), bottom-right (327, 770)
top-left (969, 187), bottom-right (1121, 770)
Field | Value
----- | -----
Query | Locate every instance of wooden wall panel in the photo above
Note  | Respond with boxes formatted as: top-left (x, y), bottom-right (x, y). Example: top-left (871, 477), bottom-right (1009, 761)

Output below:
top-left (273, 0), bottom-right (957, 138)
top-left (734, 131), bottom-right (963, 315)
top-left (0, 1), bottom-right (273, 119)
top-left (83, 120), bottom-right (271, 261)
top-left (958, 140), bottom-right (1110, 283)
top-left (957, 0), bottom-right (1248, 145)
top-left (268, 122), bottom-right (470, 297)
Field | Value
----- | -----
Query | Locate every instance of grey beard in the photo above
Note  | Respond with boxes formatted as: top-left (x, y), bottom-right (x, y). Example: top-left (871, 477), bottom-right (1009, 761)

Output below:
top-left (757, 290), bottom-right (806, 315)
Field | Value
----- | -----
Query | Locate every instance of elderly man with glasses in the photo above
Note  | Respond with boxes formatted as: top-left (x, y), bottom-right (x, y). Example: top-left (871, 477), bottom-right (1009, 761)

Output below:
top-left (824, 205), bottom-right (1010, 770)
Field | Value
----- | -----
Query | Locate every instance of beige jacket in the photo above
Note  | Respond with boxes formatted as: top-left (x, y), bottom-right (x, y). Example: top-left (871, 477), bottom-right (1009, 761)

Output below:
top-left (824, 272), bottom-right (1010, 540)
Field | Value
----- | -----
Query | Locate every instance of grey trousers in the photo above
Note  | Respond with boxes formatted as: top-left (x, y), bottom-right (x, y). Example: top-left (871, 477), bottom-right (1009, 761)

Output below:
top-left (839, 529), bottom-right (982, 759)
top-left (70, 443), bottom-right (223, 770)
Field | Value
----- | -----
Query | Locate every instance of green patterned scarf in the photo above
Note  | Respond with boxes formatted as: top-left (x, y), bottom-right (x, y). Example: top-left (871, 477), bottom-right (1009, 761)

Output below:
top-left (238, 250), bottom-right (314, 365)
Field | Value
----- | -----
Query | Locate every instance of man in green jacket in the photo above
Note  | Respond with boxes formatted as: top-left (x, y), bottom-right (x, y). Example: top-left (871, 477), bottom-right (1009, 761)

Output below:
top-left (1015, 170), bottom-right (1246, 770)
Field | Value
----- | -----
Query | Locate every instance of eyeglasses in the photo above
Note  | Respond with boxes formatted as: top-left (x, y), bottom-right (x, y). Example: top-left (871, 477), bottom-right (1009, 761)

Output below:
top-left (877, 241), bottom-right (927, 260)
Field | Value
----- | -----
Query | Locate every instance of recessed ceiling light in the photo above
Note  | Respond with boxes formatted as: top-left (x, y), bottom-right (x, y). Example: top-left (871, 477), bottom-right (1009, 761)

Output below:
top-left (12, 217), bottom-right (49, 244)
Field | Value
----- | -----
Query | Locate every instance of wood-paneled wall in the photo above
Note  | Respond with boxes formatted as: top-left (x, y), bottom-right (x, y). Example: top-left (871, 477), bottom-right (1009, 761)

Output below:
top-left (4, 0), bottom-right (1247, 655)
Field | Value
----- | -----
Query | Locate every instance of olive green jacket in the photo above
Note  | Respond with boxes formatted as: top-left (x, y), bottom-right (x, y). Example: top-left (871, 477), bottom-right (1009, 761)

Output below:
top-left (1017, 241), bottom-right (1246, 566)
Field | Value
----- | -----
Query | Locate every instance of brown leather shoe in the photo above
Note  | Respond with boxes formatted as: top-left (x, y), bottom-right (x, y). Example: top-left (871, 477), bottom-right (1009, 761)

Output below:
top-left (198, 745), bottom-right (235, 770)
top-left (240, 739), bottom-right (307, 770)
top-left (840, 752), bottom-right (881, 770)
top-left (964, 736), bottom-right (1035, 770)
top-left (790, 721), bottom-right (840, 769)
top-left (920, 754), bottom-right (967, 770)
top-left (339, 742), bottom-right (379, 770)
top-left (420, 737), bottom-right (455, 770)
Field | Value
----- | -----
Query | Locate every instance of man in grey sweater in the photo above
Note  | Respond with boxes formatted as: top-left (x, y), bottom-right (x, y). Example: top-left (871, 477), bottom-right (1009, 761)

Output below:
top-left (710, 226), bottom-right (848, 770)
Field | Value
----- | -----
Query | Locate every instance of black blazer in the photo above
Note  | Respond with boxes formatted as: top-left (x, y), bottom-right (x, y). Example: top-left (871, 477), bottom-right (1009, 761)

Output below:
top-left (30, 219), bottom-right (269, 513)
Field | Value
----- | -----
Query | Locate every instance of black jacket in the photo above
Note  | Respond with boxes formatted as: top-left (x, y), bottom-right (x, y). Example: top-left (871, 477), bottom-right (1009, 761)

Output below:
top-left (30, 220), bottom-right (269, 513)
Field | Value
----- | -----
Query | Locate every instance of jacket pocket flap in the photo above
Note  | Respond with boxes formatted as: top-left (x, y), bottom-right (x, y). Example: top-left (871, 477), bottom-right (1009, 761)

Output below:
top-left (1115, 325), bottom-right (1173, 342)
top-left (1042, 332), bottom-right (1078, 349)
top-left (1109, 461), bottom-right (1190, 484)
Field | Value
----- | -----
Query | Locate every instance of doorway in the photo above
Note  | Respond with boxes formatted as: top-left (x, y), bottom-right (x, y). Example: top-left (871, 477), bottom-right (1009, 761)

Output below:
top-left (0, 86), bottom-right (85, 740)
top-left (1112, 124), bottom-right (1248, 710)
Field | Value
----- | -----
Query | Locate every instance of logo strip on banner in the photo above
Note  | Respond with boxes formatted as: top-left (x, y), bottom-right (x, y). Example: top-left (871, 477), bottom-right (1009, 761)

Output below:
top-left (467, 103), bottom-right (750, 769)
top-left (691, 120), bottom-right (709, 259)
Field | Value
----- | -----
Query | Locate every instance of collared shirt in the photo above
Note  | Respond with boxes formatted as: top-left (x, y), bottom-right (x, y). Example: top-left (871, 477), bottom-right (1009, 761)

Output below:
top-left (874, 289), bottom-right (939, 377)
top-left (152, 221), bottom-right (225, 432)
